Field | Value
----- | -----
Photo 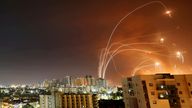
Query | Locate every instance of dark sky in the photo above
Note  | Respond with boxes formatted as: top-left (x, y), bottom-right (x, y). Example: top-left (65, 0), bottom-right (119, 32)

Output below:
top-left (0, 0), bottom-right (192, 85)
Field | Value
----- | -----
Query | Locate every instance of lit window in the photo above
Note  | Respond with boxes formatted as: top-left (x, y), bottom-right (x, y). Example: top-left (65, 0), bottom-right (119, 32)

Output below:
top-left (160, 85), bottom-right (164, 89)
top-left (159, 94), bottom-right (164, 98)
top-left (149, 83), bottom-right (153, 87)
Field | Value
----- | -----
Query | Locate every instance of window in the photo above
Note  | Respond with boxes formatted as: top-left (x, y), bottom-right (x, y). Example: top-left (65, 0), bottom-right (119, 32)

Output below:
top-left (138, 99), bottom-right (141, 103)
top-left (191, 91), bottom-right (192, 95)
top-left (153, 100), bottom-right (157, 104)
top-left (127, 78), bottom-right (132, 81)
top-left (176, 83), bottom-right (180, 86)
top-left (188, 83), bottom-right (191, 86)
top-left (142, 80), bottom-right (146, 85)
top-left (181, 99), bottom-right (185, 103)
top-left (128, 83), bottom-right (133, 88)
top-left (149, 83), bottom-right (153, 87)
top-left (151, 91), bottom-right (155, 95)
top-left (179, 91), bottom-right (182, 94)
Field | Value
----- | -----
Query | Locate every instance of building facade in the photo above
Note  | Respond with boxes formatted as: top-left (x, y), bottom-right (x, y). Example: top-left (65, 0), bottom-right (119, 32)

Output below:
top-left (96, 78), bottom-right (107, 88)
top-left (62, 94), bottom-right (98, 108)
top-left (85, 75), bottom-right (96, 86)
top-left (122, 73), bottom-right (192, 108)
top-left (0, 101), bottom-right (2, 108)
top-left (39, 95), bottom-right (55, 108)
top-left (40, 93), bottom-right (98, 108)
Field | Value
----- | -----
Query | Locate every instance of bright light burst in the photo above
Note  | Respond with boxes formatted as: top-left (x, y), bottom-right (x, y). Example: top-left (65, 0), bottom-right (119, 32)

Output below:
top-left (155, 62), bottom-right (160, 66)
top-left (160, 38), bottom-right (165, 43)
top-left (176, 51), bottom-right (184, 63)
top-left (165, 10), bottom-right (172, 17)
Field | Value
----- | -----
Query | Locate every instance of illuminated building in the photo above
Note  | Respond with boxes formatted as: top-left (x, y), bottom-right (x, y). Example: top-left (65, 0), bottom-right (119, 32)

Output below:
top-left (22, 103), bottom-right (34, 108)
top-left (85, 75), bottom-right (96, 86)
top-left (96, 78), bottom-right (107, 88)
top-left (62, 94), bottom-right (98, 108)
top-left (122, 73), bottom-right (192, 108)
top-left (0, 101), bottom-right (2, 108)
top-left (39, 95), bottom-right (55, 108)
top-left (50, 79), bottom-right (60, 88)
top-left (55, 92), bottom-right (62, 108)
top-left (1, 102), bottom-right (13, 108)
top-left (62, 76), bottom-right (73, 87)
top-left (42, 80), bottom-right (50, 88)
top-left (74, 77), bottom-right (86, 87)
top-left (40, 91), bottom-right (99, 108)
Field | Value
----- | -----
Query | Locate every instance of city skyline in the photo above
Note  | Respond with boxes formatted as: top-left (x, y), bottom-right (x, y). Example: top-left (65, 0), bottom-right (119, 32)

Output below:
top-left (0, 0), bottom-right (192, 85)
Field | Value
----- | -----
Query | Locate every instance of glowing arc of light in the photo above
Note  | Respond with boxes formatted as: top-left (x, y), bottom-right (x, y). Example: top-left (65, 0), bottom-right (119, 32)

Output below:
top-left (100, 1), bottom-right (169, 78)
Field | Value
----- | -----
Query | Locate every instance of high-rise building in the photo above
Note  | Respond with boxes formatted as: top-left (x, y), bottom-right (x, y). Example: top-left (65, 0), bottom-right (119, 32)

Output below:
top-left (96, 78), bottom-right (107, 88)
top-left (39, 95), bottom-right (55, 108)
top-left (42, 80), bottom-right (50, 88)
top-left (55, 92), bottom-right (62, 108)
top-left (122, 73), bottom-right (192, 108)
top-left (74, 77), bottom-right (86, 87)
top-left (85, 75), bottom-right (96, 86)
top-left (50, 79), bottom-right (60, 88)
top-left (40, 91), bottom-right (99, 108)
top-left (62, 94), bottom-right (99, 108)
top-left (62, 76), bottom-right (73, 87)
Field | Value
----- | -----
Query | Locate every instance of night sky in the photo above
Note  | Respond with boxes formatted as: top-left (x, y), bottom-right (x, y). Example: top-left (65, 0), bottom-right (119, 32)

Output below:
top-left (0, 0), bottom-right (192, 85)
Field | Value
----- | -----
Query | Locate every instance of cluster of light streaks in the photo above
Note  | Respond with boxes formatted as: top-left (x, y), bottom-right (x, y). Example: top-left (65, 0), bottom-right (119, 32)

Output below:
top-left (131, 58), bottom-right (154, 76)
top-left (98, 1), bottom-right (175, 79)
top-left (98, 40), bottom-right (184, 78)
top-left (101, 43), bottom-right (161, 78)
